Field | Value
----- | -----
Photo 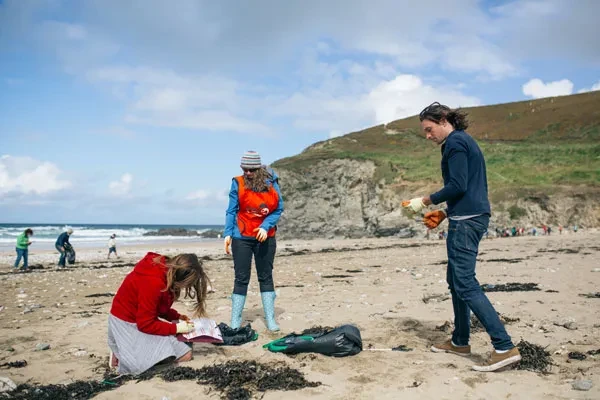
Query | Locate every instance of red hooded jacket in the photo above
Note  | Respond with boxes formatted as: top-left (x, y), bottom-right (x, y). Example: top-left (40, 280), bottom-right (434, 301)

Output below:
top-left (110, 252), bottom-right (181, 336)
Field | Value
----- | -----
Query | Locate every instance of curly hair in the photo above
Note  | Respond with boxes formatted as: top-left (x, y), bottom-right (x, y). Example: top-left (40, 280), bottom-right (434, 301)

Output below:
top-left (243, 167), bottom-right (273, 193)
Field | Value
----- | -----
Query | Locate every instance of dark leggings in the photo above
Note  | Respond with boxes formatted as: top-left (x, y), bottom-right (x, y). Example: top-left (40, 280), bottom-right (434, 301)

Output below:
top-left (232, 237), bottom-right (276, 295)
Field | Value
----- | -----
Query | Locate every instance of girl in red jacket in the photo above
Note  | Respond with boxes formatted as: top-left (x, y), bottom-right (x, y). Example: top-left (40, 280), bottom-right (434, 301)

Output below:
top-left (108, 252), bottom-right (209, 375)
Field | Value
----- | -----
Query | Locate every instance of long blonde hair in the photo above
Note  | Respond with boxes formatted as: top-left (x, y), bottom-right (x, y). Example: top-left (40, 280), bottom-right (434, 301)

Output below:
top-left (156, 254), bottom-right (210, 318)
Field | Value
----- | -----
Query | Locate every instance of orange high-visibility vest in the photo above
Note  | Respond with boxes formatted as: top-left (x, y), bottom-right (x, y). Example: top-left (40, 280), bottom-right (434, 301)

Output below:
top-left (235, 176), bottom-right (279, 238)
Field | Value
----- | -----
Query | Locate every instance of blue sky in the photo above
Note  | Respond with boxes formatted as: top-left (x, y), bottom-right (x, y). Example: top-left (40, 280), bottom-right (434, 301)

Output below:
top-left (1, 0), bottom-right (599, 224)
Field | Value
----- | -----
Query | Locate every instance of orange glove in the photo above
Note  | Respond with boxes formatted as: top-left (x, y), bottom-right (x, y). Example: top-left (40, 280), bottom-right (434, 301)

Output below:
top-left (423, 210), bottom-right (446, 229)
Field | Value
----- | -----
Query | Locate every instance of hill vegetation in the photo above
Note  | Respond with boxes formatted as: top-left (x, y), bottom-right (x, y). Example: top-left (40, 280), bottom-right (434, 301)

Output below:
top-left (273, 91), bottom-right (600, 195)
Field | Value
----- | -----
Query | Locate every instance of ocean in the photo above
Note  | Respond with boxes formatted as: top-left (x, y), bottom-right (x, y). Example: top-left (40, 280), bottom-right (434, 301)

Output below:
top-left (0, 223), bottom-right (224, 251)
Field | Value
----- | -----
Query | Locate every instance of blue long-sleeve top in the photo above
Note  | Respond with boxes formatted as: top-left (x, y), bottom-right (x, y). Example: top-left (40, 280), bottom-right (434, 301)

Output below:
top-left (224, 170), bottom-right (284, 239)
top-left (429, 130), bottom-right (491, 217)
top-left (55, 232), bottom-right (70, 247)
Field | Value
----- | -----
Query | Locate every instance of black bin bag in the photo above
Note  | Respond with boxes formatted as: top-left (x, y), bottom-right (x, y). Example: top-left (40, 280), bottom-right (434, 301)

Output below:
top-left (216, 323), bottom-right (259, 346)
top-left (64, 243), bottom-right (76, 264)
top-left (263, 324), bottom-right (362, 357)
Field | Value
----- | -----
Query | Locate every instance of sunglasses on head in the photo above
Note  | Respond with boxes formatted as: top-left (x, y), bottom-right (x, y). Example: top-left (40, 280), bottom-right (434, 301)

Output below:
top-left (419, 101), bottom-right (450, 121)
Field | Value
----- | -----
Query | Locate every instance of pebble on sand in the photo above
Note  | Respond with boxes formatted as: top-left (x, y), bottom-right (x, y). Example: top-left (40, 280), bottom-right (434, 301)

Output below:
top-left (572, 379), bottom-right (593, 391)
top-left (0, 377), bottom-right (17, 393)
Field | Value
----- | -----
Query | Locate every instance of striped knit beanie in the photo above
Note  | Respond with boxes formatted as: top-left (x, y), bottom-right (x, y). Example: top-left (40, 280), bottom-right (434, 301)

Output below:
top-left (240, 151), bottom-right (262, 169)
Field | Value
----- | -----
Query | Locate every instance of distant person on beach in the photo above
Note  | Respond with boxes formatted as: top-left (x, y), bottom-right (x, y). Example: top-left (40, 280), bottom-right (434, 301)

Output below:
top-left (224, 150), bottom-right (284, 332)
top-left (108, 252), bottom-right (209, 375)
top-left (14, 228), bottom-right (33, 271)
top-left (401, 102), bottom-right (521, 372)
top-left (55, 228), bottom-right (73, 268)
top-left (107, 234), bottom-right (118, 259)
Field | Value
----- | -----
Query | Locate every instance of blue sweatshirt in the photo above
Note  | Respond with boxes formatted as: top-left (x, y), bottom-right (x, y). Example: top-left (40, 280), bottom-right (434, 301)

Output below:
top-left (55, 232), bottom-right (70, 247)
top-left (224, 170), bottom-right (284, 239)
top-left (429, 130), bottom-right (491, 217)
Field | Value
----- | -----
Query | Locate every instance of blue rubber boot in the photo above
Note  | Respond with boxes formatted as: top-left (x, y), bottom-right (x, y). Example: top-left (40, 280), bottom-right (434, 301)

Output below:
top-left (230, 294), bottom-right (246, 329)
top-left (260, 291), bottom-right (280, 332)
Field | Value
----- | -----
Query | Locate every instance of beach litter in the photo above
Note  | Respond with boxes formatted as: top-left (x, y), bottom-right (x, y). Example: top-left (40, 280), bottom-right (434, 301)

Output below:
top-left (0, 360), bottom-right (27, 369)
top-left (84, 293), bottom-right (115, 298)
top-left (578, 292), bottom-right (600, 299)
top-left (568, 351), bottom-right (587, 360)
top-left (264, 325), bottom-right (362, 357)
top-left (481, 283), bottom-right (541, 292)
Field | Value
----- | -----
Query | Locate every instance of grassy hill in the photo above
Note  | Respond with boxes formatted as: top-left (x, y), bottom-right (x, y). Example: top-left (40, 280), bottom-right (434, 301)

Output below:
top-left (273, 91), bottom-right (600, 196)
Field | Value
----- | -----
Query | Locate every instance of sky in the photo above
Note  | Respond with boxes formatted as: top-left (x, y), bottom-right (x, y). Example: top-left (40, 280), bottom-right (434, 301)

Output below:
top-left (1, 0), bottom-right (599, 225)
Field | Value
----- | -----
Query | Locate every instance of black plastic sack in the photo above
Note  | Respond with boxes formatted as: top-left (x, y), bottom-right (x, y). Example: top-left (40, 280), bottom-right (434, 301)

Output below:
top-left (64, 243), bottom-right (76, 264)
top-left (263, 324), bottom-right (362, 357)
top-left (216, 323), bottom-right (258, 346)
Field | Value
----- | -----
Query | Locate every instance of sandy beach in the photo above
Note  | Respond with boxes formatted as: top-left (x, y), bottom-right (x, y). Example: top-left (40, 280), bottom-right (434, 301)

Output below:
top-left (0, 231), bottom-right (599, 399)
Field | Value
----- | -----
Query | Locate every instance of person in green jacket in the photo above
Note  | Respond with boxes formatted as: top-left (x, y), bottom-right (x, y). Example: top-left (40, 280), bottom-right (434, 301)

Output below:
top-left (15, 228), bottom-right (33, 270)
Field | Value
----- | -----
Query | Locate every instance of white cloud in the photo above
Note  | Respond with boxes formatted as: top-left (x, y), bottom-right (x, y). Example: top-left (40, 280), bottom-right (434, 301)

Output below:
top-left (578, 80), bottom-right (600, 93)
top-left (367, 75), bottom-right (480, 125)
top-left (109, 173), bottom-right (133, 196)
top-left (87, 65), bottom-right (271, 134)
top-left (185, 190), bottom-right (210, 201)
top-left (276, 66), bottom-right (481, 133)
top-left (522, 78), bottom-right (574, 99)
top-left (182, 189), bottom-right (229, 207)
top-left (490, 1), bottom-right (600, 65)
top-left (0, 155), bottom-right (71, 195)
top-left (441, 40), bottom-right (517, 80)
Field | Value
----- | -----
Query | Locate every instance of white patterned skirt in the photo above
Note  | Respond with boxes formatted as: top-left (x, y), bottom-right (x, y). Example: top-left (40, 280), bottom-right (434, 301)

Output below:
top-left (107, 314), bottom-right (191, 375)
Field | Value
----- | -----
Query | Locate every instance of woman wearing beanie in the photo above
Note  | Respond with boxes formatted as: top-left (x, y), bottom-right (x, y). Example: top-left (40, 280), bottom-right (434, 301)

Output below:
top-left (224, 151), bottom-right (284, 331)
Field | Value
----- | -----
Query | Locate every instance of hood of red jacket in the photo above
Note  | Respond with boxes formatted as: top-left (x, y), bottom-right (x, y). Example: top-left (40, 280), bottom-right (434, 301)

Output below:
top-left (132, 252), bottom-right (167, 280)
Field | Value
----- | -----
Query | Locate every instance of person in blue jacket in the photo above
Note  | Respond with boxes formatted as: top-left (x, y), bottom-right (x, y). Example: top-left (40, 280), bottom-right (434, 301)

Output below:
top-left (56, 228), bottom-right (73, 268)
top-left (402, 102), bottom-right (521, 372)
top-left (223, 151), bottom-right (284, 331)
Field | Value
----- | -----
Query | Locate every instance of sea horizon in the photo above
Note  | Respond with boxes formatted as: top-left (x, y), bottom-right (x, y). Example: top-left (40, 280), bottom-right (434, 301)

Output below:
top-left (0, 223), bottom-right (224, 251)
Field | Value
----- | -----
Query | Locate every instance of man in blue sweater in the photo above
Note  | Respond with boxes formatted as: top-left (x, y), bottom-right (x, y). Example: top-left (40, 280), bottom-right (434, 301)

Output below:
top-left (402, 102), bottom-right (521, 372)
top-left (55, 228), bottom-right (73, 268)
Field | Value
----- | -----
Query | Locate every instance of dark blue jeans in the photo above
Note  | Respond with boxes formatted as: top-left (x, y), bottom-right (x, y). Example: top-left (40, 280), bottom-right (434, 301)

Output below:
top-left (447, 215), bottom-right (514, 351)
top-left (14, 248), bottom-right (28, 269)
top-left (56, 244), bottom-right (66, 266)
